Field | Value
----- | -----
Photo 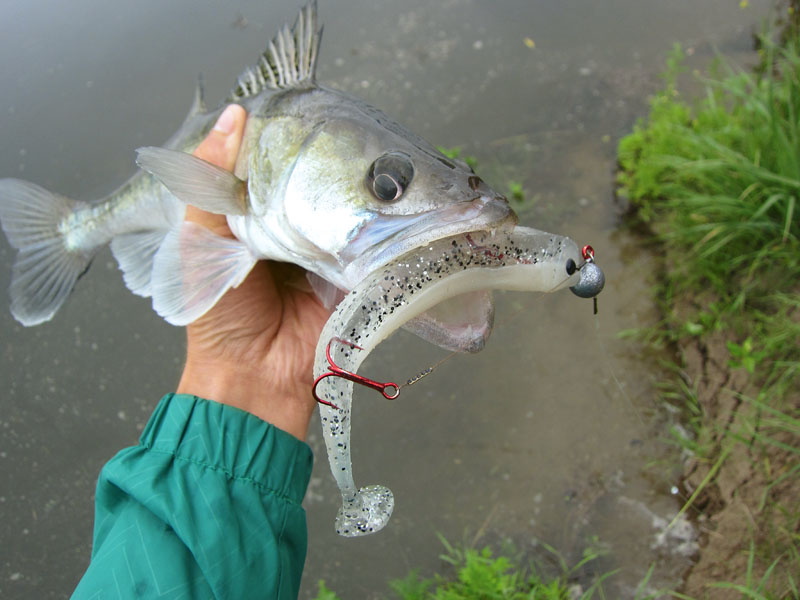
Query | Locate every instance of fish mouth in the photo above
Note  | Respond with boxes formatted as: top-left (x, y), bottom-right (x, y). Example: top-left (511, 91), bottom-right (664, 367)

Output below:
top-left (341, 196), bottom-right (517, 286)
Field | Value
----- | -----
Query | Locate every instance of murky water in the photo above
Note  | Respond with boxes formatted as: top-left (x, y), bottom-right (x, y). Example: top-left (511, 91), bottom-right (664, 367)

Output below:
top-left (0, 0), bottom-right (770, 597)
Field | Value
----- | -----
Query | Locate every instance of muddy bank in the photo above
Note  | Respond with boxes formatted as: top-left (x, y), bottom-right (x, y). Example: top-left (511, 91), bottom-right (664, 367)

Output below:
top-left (675, 308), bottom-right (799, 598)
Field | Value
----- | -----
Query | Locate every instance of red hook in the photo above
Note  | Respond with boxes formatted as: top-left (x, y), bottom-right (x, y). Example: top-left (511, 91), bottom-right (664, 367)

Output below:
top-left (312, 337), bottom-right (400, 410)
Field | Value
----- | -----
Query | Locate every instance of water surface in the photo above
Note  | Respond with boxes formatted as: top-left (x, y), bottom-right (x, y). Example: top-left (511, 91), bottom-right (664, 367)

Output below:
top-left (0, 0), bottom-right (769, 597)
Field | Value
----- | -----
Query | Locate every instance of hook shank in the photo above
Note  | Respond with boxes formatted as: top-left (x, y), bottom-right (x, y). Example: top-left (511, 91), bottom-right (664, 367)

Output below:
top-left (312, 338), bottom-right (400, 409)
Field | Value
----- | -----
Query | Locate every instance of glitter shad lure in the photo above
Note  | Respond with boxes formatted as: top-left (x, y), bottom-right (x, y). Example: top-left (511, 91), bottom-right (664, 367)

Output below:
top-left (313, 226), bottom-right (605, 536)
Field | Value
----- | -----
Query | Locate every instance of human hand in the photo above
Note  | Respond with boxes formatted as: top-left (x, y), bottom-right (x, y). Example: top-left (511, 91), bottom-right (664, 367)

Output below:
top-left (176, 104), bottom-right (331, 440)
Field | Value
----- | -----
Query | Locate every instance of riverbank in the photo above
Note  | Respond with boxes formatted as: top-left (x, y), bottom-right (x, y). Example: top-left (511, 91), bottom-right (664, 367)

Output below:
top-left (617, 12), bottom-right (800, 597)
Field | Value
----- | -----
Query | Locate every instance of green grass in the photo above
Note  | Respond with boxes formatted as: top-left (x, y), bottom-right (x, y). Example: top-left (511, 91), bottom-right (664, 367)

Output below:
top-left (435, 147), bottom-right (535, 211)
top-left (507, 181), bottom-right (527, 206)
top-left (436, 145), bottom-right (479, 171)
top-left (616, 16), bottom-right (800, 599)
top-left (618, 40), bottom-right (800, 300)
top-left (616, 31), bottom-right (800, 427)
top-left (707, 540), bottom-right (800, 600)
top-left (313, 536), bottom-right (614, 600)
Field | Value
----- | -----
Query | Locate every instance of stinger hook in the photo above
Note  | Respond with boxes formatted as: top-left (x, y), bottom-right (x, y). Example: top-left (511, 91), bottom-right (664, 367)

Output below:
top-left (312, 337), bottom-right (400, 410)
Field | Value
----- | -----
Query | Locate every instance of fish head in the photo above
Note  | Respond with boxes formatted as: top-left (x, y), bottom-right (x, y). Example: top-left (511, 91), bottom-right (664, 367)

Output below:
top-left (339, 135), bottom-right (519, 284)
top-left (255, 97), bottom-right (516, 287)
top-left (240, 91), bottom-right (517, 355)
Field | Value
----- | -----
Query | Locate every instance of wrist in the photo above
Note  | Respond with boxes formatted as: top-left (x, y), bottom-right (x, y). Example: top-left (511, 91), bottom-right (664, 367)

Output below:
top-left (177, 358), bottom-right (316, 441)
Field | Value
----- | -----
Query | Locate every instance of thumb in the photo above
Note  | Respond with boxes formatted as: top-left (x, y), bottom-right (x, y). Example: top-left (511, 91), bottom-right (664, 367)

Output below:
top-left (193, 104), bottom-right (247, 170)
top-left (186, 104), bottom-right (247, 233)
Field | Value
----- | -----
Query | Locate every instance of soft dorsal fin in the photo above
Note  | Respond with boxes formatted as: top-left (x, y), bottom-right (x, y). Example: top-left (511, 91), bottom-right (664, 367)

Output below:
top-left (188, 74), bottom-right (207, 117)
top-left (230, 1), bottom-right (322, 100)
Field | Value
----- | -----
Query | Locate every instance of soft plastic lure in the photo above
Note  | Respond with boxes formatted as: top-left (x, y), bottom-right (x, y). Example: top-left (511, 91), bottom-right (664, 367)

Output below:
top-left (313, 226), bottom-right (604, 536)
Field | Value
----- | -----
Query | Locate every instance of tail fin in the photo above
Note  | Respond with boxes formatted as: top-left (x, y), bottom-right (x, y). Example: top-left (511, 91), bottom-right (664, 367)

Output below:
top-left (0, 179), bottom-right (92, 326)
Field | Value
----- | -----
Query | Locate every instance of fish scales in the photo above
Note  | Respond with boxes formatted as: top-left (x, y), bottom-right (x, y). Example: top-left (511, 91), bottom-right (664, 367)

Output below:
top-left (0, 2), bottom-right (514, 355)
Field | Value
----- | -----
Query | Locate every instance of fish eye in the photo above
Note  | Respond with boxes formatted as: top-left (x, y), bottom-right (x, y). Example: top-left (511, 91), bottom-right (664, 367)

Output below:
top-left (367, 152), bottom-right (414, 202)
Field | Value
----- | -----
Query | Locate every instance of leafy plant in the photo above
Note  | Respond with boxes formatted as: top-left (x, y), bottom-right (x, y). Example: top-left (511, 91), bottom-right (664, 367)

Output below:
top-left (507, 181), bottom-right (526, 205)
top-left (313, 580), bottom-right (341, 600)
top-left (436, 145), bottom-right (479, 171)
top-left (727, 337), bottom-right (768, 373)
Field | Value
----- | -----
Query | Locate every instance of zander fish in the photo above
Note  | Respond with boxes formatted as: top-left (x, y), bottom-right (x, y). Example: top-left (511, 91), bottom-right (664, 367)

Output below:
top-left (313, 226), bottom-right (605, 536)
top-left (0, 3), bottom-right (512, 353)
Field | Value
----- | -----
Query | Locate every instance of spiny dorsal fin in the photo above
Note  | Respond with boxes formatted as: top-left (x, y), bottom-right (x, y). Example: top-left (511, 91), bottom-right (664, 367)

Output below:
top-left (230, 1), bottom-right (322, 100)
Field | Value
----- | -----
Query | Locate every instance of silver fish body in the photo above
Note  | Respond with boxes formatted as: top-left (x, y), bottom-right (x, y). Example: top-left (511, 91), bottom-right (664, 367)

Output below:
top-left (0, 2), bottom-right (512, 352)
top-left (229, 84), bottom-right (515, 290)
top-left (0, 90), bottom-right (215, 321)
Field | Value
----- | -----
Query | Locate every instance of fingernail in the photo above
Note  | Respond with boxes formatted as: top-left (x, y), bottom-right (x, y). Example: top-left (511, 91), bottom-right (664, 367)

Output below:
top-left (213, 105), bottom-right (237, 134)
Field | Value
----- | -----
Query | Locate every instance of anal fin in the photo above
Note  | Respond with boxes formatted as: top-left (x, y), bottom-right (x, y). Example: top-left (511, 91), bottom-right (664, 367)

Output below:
top-left (151, 222), bottom-right (257, 325)
top-left (110, 230), bottom-right (171, 297)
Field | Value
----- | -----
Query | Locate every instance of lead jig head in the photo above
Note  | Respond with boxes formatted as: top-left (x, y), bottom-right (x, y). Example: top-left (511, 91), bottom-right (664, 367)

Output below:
top-left (570, 262), bottom-right (605, 298)
top-left (569, 245), bottom-right (605, 299)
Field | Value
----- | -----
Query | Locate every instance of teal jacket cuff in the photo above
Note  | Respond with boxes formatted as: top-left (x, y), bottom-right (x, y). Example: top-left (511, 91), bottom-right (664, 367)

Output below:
top-left (73, 393), bottom-right (314, 600)
top-left (140, 393), bottom-right (313, 505)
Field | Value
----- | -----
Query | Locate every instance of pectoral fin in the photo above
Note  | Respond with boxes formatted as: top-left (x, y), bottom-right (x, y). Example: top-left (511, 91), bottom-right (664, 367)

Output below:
top-left (151, 222), bottom-right (257, 325)
top-left (307, 272), bottom-right (347, 309)
top-left (136, 147), bottom-right (248, 215)
top-left (404, 290), bottom-right (495, 353)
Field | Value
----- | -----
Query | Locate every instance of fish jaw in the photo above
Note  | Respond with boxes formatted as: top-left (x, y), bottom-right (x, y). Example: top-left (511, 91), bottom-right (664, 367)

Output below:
top-left (340, 195), bottom-right (517, 288)
top-left (403, 290), bottom-right (495, 353)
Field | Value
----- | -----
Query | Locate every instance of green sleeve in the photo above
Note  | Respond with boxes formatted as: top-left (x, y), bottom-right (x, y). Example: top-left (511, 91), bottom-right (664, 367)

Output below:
top-left (72, 393), bottom-right (313, 599)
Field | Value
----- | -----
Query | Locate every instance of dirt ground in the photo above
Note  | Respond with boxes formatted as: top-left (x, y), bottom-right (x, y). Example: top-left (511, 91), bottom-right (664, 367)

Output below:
top-left (674, 303), bottom-right (799, 598)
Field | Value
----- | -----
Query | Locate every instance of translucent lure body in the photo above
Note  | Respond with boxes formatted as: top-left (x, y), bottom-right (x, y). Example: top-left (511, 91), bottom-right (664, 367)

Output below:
top-left (313, 226), bottom-right (586, 536)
